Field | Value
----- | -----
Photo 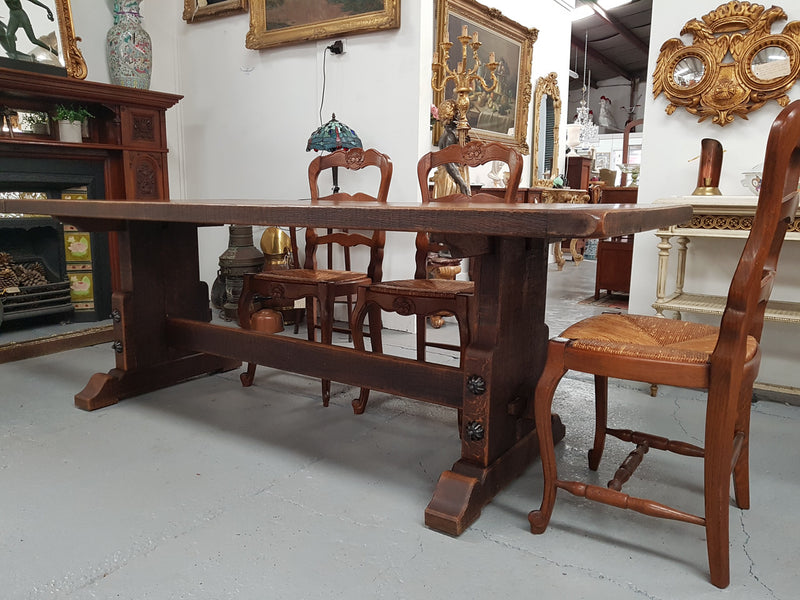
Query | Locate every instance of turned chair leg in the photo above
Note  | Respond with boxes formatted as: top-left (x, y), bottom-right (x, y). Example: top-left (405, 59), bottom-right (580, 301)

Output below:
top-left (528, 340), bottom-right (569, 534)
top-left (588, 374), bottom-right (608, 470)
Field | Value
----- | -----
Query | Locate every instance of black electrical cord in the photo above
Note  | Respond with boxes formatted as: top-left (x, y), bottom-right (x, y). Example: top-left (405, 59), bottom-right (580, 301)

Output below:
top-left (319, 47), bottom-right (328, 126)
top-left (318, 42), bottom-right (343, 126)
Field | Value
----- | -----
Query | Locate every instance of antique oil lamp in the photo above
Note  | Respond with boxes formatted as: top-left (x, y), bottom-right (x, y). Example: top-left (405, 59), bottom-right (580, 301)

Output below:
top-left (212, 225), bottom-right (264, 320)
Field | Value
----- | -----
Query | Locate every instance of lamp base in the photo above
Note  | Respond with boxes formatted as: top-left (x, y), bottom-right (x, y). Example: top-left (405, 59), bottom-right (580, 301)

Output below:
top-left (691, 185), bottom-right (722, 196)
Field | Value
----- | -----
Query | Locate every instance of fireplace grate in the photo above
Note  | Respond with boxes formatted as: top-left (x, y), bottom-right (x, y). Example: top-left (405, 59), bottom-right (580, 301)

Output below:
top-left (0, 256), bottom-right (73, 325)
top-left (1, 281), bottom-right (73, 324)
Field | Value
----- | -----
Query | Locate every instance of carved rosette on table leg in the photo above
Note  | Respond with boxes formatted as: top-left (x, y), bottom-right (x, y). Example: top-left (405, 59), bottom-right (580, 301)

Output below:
top-left (424, 237), bottom-right (566, 535)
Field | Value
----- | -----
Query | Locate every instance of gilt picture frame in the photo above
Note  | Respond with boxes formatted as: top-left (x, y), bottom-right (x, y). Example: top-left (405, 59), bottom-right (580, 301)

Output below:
top-left (0, 0), bottom-right (86, 79)
top-left (246, 0), bottom-right (400, 50)
top-left (432, 0), bottom-right (536, 154)
top-left (183, 0), bottom-right (248, 24)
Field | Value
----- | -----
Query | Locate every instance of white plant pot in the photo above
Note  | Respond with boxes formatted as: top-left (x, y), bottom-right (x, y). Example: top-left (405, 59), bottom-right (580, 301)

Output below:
top-left (57, 119), bottom-right (83, 143)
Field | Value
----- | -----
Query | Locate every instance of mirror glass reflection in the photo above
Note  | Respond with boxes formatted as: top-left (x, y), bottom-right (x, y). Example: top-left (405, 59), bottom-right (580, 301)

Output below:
top-left (536, 96), bottom-right (555, 180)
top-left (752, 46), bottom-right (791, 80)
top-left (531, 73), bottom-right (561, 186)
top-left (673, 57), bottom-right (705, 87)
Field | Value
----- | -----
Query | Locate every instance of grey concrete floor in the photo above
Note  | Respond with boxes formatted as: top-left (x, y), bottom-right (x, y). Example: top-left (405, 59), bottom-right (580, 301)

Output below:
top-left (1, 260), bottom-right (799, 599)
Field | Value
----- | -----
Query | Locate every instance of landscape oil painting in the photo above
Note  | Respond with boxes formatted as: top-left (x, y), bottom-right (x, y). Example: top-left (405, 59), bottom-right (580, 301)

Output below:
top-left (247, 0), bottom-right (400, 49)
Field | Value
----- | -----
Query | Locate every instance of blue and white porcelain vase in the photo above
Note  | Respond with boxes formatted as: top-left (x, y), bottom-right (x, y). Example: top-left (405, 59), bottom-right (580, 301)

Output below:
top-left (106, 0), bottom-right (152, 89)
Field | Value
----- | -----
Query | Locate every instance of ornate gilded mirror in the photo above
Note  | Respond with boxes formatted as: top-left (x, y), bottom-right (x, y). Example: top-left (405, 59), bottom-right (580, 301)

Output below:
top-left (0, 0), bottom-right (86, 79)
top-left (531, 72), bottom-right (561, 185)
top-left (653, 1), bottom-right (800, 125)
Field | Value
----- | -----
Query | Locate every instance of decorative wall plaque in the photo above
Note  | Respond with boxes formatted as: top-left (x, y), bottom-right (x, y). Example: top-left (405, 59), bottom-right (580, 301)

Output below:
top-left (653, 1), bottom-right (800, 125)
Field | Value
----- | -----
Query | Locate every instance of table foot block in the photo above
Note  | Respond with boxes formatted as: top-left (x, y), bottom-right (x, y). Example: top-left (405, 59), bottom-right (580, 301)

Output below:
top-left (425, 471), bottom-right (481, 536)
top-left (425, 414), bottom-right (566, 535)
top-left (75, 353), bottom-right (241, 411)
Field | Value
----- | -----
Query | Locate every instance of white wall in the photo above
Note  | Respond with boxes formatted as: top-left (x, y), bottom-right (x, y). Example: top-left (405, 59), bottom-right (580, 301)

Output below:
top-left (173, 2), bottom-right (432, 315)
top-left (630, 0), bottom-right (800, 389)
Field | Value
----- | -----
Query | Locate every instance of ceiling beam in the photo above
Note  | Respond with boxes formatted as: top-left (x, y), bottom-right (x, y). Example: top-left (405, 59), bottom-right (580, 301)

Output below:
top-left (578, 0), bottom-right (649, 55)
top-left (571, 36), bottom-right (635, 83)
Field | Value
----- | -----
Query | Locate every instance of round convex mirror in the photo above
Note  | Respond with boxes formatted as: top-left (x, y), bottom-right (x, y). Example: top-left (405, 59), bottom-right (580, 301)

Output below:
top-left (673, 57), bottom-right (705, 87)
top-left (752, 46), bottom-right (791, 80)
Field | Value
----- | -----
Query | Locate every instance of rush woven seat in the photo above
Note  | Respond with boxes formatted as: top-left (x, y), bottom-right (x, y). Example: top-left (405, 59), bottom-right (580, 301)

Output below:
top-left (527, 100), bottom-right (800, 589)
top-left (561, 313), bottom-right (759, 368)
top-left (366, 278), bottom-right (476, 298)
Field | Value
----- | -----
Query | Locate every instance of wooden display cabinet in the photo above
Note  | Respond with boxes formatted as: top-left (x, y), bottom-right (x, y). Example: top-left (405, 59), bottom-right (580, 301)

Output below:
top-left (566, 155), bottom-right (592, 190)
top-left (594, 186), bottom-right (638, 298)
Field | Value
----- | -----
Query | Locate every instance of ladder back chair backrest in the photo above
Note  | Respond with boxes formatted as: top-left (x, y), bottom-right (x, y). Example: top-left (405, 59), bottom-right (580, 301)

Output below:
top-left (417, 140), bottom-right (523, 204)
top-left (705, 102), bottom-right (800, 480)
top-left (717, 106), bottom-right (800, 350)
top-left (414, 141), bottom-right (523, 278)
top-left (305, 147), bottom-right (393, 282)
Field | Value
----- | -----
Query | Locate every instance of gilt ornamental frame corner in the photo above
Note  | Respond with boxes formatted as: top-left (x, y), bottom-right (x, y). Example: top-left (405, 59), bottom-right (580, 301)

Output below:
top-left (184, 0), bottom-right (248, 23)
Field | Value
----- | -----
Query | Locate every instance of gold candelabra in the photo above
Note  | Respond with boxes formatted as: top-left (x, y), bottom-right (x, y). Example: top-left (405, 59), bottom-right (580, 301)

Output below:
top-left (431, 24), bottom-right (499, 146)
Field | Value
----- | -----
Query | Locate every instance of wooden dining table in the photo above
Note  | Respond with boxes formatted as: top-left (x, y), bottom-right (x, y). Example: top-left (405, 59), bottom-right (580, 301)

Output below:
top-left (0, 197), bottom-right (692, 536)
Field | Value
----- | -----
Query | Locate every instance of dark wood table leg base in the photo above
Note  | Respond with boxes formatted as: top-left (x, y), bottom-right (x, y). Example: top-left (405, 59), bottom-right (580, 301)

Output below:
top-left (424, 414), bottom-right (566, 535)
top-left (75, 353), bottom-right (241, 411)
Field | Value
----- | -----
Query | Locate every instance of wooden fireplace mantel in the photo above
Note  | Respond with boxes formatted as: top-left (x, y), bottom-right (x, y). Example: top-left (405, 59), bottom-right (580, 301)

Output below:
top-left (0, 68), bottom-right (182, 362)
top-left (0, 67), bottom-right (182, 201)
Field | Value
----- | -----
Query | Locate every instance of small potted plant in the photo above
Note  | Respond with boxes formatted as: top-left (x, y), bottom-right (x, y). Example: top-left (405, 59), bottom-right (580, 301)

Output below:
top-left (20, 111), bottom-right (50, 135)
top-left (54, 104), bottom-right (93, 143)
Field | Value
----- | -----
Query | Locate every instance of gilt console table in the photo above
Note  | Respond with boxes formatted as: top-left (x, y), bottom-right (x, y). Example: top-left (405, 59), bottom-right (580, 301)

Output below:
top-left (479, 186), bottom-right (591, 268)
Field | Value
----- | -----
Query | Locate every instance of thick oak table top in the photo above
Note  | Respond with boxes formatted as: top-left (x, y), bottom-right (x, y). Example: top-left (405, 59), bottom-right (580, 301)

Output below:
top-left (0, 198), bottom-right (692, 240)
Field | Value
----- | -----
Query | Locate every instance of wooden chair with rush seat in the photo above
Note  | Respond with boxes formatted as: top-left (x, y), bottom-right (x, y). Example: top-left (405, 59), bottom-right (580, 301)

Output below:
top-left (349, 140), bottom-right (523, 415)
top-left (527, 100), bottom-right (800, 588)
top-left (238, 147), bottom-right (392, 406)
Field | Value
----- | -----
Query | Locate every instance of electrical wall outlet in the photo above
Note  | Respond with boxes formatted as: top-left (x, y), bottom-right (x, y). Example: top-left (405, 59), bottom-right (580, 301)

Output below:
top-left (328, 39), bottom-right (345, 55)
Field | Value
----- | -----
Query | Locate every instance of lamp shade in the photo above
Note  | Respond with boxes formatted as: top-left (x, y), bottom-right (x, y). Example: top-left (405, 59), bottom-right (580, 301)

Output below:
top-left (306, 113), bottom-right (362, 152)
